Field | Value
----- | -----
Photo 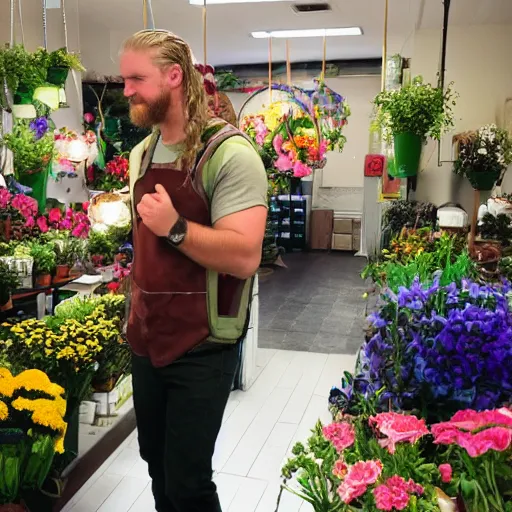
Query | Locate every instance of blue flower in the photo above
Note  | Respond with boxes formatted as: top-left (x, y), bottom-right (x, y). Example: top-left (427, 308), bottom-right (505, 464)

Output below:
top-left (29, 117), bottom-right (49, 140)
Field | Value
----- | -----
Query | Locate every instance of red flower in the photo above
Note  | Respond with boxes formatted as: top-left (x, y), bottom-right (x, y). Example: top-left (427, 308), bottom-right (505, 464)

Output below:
top-left (107, 282), bottom-right (121, 293)
top-left (48, 208), bottom-right (62, 224)
top-left (439, 463), bottom-right (452, 483)
top-left (36, 216), bottom-right (49, 233)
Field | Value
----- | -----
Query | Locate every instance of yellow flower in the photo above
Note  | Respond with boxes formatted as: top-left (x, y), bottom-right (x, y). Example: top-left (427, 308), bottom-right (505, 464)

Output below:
top-left (55, 422), bottom-right (67, 454)
top-left (0, 368), bottom-right (15, 398)
top-left (15, 369), bottom-right (65, 398)
top-left (0, 400), bottom-right (9, 421)
top-left (12, 397), bottom-right (67, 435)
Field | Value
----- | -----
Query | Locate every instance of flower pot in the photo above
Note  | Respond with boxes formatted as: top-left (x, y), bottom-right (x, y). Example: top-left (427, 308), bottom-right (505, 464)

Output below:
top-left (13, 83), bottom-right (35, 105)
top-left (46, 66), bottom-right (69, 87)
top-left (465, 169), bottom-right (500, 191)
top-left (0, 297), bottom-right (13, 312)
top-left (35, 274), bottom-right (51, 288)
top-left (390, 132), bottom-right (423, 178)
top-left (18, 168), bottom-right (49, 214)
top-left (55, 265), bottom-right (70, 279)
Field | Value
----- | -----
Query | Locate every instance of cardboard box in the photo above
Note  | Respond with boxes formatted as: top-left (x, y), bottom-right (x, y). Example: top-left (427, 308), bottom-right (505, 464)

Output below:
top-left (332, 234), bottom-right (353, 251)
top-left (333, 218), bottom-right (353, 234)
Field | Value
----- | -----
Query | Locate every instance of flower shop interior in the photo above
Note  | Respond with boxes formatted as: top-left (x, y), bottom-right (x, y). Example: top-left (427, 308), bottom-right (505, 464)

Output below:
top-left (1, 0), bottom-right (512, 511)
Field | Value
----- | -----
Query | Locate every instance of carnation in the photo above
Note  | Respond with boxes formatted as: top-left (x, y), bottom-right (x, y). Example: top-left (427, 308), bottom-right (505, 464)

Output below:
top-left (322, 422), bottom-right (356, 452)
top-left (337, 460), bottom-right (383, 504)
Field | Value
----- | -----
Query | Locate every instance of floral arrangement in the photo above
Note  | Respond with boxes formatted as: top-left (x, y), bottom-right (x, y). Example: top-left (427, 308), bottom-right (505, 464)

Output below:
top-left (0, 189), bottom-right (90, 241)
top-left (372, 76), bottom-right (457, 142)
top-left (337, 277), bottom-right (512, 419)
top-left (453, 124), bottom-right (512, 184)
top-left (2, 118), bottom-right (55, 177)
top-left (281, 408), bottom-right (512, 512)
top-left (53, 127), bottom-right (98, 178)
top-left (0, 368), bottom-right (67, 506)
top-left (87, 154), bottom-right (129, 191)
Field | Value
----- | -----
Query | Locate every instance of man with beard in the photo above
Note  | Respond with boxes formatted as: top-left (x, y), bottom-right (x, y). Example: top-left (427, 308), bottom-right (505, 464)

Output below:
top-left (120, 30), bottom-right (267, 512)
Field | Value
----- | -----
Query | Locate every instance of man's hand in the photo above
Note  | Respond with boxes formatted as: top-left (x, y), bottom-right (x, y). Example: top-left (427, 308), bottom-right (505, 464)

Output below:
top-left (136, 184), bottom-right (179, 237)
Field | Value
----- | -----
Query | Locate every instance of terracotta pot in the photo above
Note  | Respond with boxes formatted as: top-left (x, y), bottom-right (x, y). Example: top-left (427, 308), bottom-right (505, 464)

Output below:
top-left (0, 504), bottom-right (26, 512)
top-left (35, 274), bottom-right (52, 288)
top-left (55, 265), bottom-right (70, 279)
top-left (0, 297), bottom-right (13, 312)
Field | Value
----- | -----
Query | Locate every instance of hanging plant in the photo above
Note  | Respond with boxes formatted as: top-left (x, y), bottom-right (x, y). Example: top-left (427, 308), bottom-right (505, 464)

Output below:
top-left (453, 124), bottom-right (512, 191)
top-left (372, 76), bottom-right (458, 178)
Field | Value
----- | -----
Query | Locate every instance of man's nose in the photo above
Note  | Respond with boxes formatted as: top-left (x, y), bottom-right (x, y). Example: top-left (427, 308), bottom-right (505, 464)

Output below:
top-left (124, 84), bottom-right (134, 98)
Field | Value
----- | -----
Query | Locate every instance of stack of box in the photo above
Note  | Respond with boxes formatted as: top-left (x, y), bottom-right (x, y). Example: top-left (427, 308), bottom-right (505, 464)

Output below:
top-left (332, 217), bottom-right (361, 252)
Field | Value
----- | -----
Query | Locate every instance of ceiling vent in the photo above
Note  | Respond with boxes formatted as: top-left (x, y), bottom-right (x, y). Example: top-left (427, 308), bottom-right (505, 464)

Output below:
top-left (292, 2), bottom-right (331, 13)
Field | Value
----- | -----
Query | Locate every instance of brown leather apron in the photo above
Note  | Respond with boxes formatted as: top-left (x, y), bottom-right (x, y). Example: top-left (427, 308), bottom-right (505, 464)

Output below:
top-left (126, 160), bottom-right (212, 368)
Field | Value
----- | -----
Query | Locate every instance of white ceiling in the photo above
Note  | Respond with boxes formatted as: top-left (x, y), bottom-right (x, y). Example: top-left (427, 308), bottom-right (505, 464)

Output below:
top-left (77, 0), bottom-right (512, 71)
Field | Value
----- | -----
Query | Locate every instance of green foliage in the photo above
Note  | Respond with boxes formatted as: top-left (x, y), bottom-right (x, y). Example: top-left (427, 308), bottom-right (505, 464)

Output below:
top-left (372, 76), bottom-right (458, 142)
top-left (479, 213), bottom-right (512, 246)
top-left (383, 200), bottom-right (437, 237)
top-left (29, 242), bottom-right (56, 276)
top-left (2, 120), bottom-right (55, 177)
top-left (48, 48), bottom-right (85, 72)
top-left (0, 44), bottom-right (47, 96)
top-left (214, 71), bottom-right (245, 91)
top-left (0, 260), bottom-right (19, 303)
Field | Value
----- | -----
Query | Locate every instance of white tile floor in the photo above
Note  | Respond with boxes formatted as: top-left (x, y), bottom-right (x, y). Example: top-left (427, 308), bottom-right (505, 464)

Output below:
top-left (63, 349), bottom-right (356, 512)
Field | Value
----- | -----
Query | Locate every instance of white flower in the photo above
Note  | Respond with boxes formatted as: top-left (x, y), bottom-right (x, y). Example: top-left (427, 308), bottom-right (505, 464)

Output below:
top-left (478, 148), bottom-right (488, 155)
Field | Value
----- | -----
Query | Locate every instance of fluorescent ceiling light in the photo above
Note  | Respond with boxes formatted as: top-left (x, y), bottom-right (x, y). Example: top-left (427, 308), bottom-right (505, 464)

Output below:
top-left (190, 0), bottom-right (291, 4)
top-left (252, 27), bottom-right (363, 38)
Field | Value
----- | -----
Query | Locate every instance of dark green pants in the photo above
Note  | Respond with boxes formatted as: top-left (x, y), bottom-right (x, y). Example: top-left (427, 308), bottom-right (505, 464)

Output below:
top-left (131, 345), bottom-right (239, 512)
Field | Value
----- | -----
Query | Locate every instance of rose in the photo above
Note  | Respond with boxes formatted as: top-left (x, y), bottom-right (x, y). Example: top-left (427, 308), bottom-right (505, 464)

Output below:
top-left (84, 113), bottom-right (95, 124)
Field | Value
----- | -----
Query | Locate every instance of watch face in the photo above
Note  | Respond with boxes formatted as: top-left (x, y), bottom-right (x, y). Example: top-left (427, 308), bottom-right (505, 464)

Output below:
top-left (169, 232), bottom-right (185, 245)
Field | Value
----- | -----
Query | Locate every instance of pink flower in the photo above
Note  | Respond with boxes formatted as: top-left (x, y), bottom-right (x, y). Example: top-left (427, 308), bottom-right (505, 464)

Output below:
top-left (337, 460), bottom-right (383, 504)
top-left (48, 208), bottom-right (62, 224)
top-left (292, 160), bottom-right (312, 178)
top-left (37, 216), bottom-right (49, 233)
top-left (273, 133), bottom-right (284, 154)
top-left (82, 201), bottom-right (90, 212)
top-left (318, 139), bottom-right (328, 160)
top-left (84, 112), bottom-right (95, 124)
top-left (369, 412), bottom-right (429, 454)
top-left (24, 216), bottom-right (35, 228)
top-left (432, 408), bottom-right (512, 457)
top-left (439, 463), bottom-right (452, 483)
top-left (254, 119), bottom-right (268, 146)
top-left (0, 188), bottom-right (12, 209)
top-left (332, 460), bottom-right (348, 479)
top-left (275, 153), bottom-right (294, 172)
top-left (11, 194), bottom-right (38, 218)
top-left (59, 218), bottom-right (72, 230)
top-left (373, 475), bottom-right (423, 511)
top-left (323, 422), bottom-right (356, 452)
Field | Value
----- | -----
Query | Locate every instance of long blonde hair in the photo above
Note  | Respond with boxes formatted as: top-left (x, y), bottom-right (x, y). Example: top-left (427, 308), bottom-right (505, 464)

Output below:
top-left (122, 30), bottom-right (210, 166)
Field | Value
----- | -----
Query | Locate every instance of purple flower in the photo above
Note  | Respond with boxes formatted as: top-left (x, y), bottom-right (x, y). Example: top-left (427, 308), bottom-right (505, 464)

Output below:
top-left (30, 117), bottom-right (49, 140)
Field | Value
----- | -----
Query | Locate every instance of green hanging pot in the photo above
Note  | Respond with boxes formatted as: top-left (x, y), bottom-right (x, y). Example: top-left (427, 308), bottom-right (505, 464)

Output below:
top-left (389, 132), bottom-right (423, 178)
top-left (13, 83), bottom-right (35, 105)
top-left (18, 165), bottom-right (50, 214)
top-left (465, 169), bottom-right (500, 191)
top-left (46, 66), bottom-right (70, 87)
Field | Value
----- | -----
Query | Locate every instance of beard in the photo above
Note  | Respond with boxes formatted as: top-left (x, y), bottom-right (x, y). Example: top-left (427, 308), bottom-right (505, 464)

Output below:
top-left (129, 91), bottom-right (171, 128)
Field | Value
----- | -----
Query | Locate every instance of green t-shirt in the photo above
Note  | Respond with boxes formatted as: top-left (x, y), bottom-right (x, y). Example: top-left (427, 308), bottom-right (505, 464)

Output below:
top-left (152, 136), bottom-right (268, 224)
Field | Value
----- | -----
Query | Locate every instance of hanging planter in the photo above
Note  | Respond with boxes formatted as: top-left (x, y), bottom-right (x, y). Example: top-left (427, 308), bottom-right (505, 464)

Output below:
top-left (465, 169), bottom-right (500, 191)
top-left (46, 66), bottom-right (69, 87)
top-left (18, 168), bottom-right (49, 214)
top-left (13, 83), bottom-right (35, 105)
top-left (390, 132), bottom-right (423, 178)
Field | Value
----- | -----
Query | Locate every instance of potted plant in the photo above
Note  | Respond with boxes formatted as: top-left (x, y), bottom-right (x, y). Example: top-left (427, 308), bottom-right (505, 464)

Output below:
top-left (0, 260), bottom-right (19, 311)
top-left (2, 119), bottom-right (55, 212)
top-left (0, 44), bottom-right (46, 106)
top-left (54, 239), bottom-right (76, 280)
top-left (372, 76), bottom-right (457, 178)
top-left (453, 124), bottom-right (512, 191)
top-left (29, 242), bottom-right (56, 287)
top-left (45, 48), bottom-right (85, 87)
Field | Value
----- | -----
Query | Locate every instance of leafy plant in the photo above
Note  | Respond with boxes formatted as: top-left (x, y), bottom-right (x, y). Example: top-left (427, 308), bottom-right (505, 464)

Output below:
top-left (382, 200), bottom-right (437, 237)
top-left (0, 260), bottom-right (19, 304)
top-left (372, 76), bottom-right (458, 142)
top-left (2, 119), bottom-right (55, 177)
top-left (29, 242), bottom-right (56, 276)
top-left (479, 212), bottom-right (512, 246)
top-left (54, 238), bottom-right (78, 266)
top-left (48, 48), bottom-right (85, 72)
top-left (454, 124), bottom-right (512, 178)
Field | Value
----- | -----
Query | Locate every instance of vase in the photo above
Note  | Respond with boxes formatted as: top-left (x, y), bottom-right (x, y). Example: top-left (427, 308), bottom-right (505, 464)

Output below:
top-left (465, 169), bottom-right (500, 191)
top-left (46, 66), bottom-right (69, 87)
top-left (390, 132), bottom-right (423, 178)
top-left (35, 274), bottom-right (51, 288)
top-left (55, 265), bottom-right (70, 280)
top-left (18, 169), bottom-right (49, 214)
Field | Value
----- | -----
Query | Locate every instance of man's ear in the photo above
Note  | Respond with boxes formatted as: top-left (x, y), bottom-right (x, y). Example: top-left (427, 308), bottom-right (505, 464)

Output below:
top-left (166, 64), bottom-right (183, 89)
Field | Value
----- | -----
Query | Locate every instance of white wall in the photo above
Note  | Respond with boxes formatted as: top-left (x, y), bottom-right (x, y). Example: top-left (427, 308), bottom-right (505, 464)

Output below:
top-left (411, 25), bottom-right (512, 212)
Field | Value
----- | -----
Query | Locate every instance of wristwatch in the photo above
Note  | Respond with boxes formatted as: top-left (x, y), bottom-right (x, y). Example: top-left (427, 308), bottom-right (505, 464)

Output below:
top-left (166, 216), bottom-right (188, 247)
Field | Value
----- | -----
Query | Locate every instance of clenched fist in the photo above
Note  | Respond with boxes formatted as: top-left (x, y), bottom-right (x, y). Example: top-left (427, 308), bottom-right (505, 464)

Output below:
top-left (136, 184), bottom-right (179, 237)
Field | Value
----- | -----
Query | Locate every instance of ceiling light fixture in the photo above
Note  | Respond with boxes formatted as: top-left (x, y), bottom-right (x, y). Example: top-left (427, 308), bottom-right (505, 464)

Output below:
top-left (190, 0), bottom-right (292, 4)
top-left (251, 27), bottom-right (363, 38)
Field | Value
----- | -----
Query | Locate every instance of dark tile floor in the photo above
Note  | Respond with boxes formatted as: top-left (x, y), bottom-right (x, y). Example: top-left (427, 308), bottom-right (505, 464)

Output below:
top-left (258, 252), bottom-right (371, 354)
